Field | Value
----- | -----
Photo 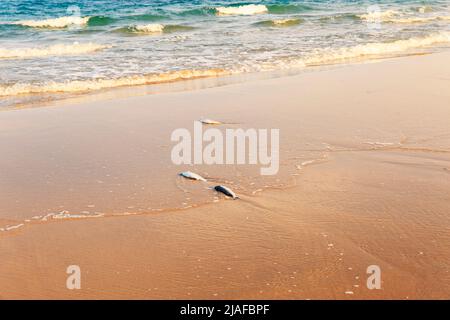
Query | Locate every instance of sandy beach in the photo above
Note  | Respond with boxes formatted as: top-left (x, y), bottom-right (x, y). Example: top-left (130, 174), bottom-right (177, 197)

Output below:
top-left (1, 52), bottom-right (450, 299)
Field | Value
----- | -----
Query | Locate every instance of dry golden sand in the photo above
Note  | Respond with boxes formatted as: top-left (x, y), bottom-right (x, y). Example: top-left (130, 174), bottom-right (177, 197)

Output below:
top-left (0, 52), bottom-right (449, 299)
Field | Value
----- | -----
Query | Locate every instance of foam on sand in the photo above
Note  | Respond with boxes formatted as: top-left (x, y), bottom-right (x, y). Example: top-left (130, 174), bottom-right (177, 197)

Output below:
top-left (216, 4), bottom-right (268, 16)
top-left (51, 211), bottom-right (104, 219)
top-left (0, 69), bottom-right (229, 97)
top-left (13, 16), bottom-right (90, 28)
top-left (0, 42), bottom-right (109, 59)
top-left (5, 223), bottom-right (24, 231)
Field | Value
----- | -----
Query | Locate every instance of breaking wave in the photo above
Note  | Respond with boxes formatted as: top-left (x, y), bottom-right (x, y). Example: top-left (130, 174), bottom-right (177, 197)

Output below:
top-left (182, 3), bottom-right (313, 16)
top-left (129, 23), bottom-right (165, 33)
top-left (216, 4), bottom-right (268, 16)
top-left (13, 16), bottom-right (90, 28)
top-left (123, 23), bottom-right (194, 34)
top-left (0, 42), bottom-right (109, 59)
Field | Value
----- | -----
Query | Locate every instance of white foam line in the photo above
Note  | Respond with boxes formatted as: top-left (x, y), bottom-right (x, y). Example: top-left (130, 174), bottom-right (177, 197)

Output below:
top-left (0, 42), bottom-right (109, 59)
top-left (0, 68), bottom-right (228, 97)
top-left (5, 223), bottom-right (24, 231)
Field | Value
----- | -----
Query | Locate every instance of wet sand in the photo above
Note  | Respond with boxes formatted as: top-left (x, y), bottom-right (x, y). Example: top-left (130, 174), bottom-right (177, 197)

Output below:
top-left (1, 52), bottom-right (450, 299)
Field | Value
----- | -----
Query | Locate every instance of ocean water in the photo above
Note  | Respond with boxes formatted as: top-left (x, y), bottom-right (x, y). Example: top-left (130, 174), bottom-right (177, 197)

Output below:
top-left (0, 0), bottom-right (449, 106)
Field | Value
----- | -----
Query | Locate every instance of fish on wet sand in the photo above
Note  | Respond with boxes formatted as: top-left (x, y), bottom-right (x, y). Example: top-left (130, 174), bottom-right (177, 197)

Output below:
top-left (214, 185), bottom-right (239, 199)
top-left (200, 118), bottom-right (222, 125)
top-left (179, 171), bottom-right (207, 182)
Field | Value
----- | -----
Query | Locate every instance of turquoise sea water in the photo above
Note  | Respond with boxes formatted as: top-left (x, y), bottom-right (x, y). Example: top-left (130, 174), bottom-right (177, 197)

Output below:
top-left (0, 0), bottom-right (449, 106)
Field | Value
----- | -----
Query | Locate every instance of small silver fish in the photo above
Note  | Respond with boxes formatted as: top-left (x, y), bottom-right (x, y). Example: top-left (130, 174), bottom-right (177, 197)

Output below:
top-left (214, 185), bottom-right (239, 199)
top-left (179, 171), bottom-right (207, 182)
top-left (200, 118), bottom-right (222, 125)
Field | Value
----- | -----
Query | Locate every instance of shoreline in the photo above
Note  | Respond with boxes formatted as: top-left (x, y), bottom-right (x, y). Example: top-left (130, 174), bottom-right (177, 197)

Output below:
top-left (1, 51), bottom-right (449, 299)
top-left (1, 46), bottom-right (447, 111)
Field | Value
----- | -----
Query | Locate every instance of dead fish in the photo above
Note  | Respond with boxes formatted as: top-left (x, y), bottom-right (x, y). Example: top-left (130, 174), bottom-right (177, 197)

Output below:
top-left (200, 118), bottom-right (222, 125)
top-left (179, 171), bottom-right (207, 182)
top-left (214, 185), bottom-right (239, 199)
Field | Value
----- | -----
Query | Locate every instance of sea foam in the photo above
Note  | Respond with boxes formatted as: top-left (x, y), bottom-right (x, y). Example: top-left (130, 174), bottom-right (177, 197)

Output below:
top-left (385, 15), bottom-right (450, 24)
top-left (0, 69), bottom-right (229, 97)
top-left (256, 31), bottom-right (450, 71)
top-left (14, 16), bottom-right (90, 28)
top-left (0, 42), bottom-right (109, 59)
top-left (302, 31), bottom-right (450, 66)
top-left (2, 31), bottom-right (450, 97)
top-left (359, 9), bottom-right (450, 24)
top-left (216, 4), bottom-right (268, 16)
top-left (359, 10), bottom-right (399, 21)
